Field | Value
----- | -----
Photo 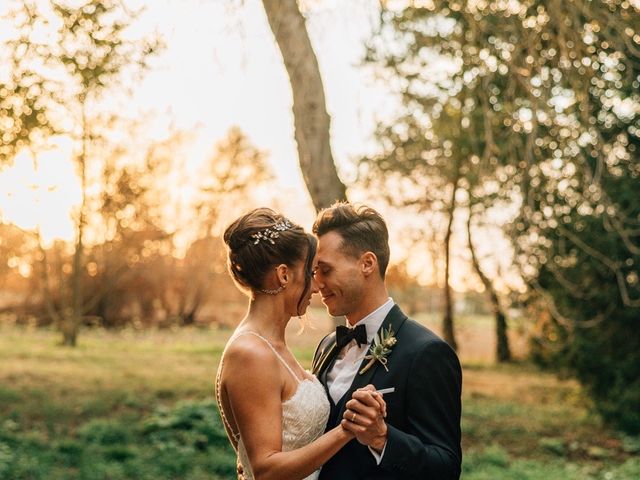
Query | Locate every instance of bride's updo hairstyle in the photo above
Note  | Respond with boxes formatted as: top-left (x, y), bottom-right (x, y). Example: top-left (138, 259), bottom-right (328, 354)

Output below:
top-left (223, 208), bottom-right (317, 313)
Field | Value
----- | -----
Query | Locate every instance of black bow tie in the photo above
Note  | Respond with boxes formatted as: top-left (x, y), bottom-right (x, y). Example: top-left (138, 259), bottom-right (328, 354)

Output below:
top-left (335, 324), bottom-right (368, 350)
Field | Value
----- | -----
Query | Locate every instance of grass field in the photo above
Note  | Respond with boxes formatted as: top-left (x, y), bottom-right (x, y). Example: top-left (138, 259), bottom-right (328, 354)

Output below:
top-left (0, 314), bottom-right (638, 479)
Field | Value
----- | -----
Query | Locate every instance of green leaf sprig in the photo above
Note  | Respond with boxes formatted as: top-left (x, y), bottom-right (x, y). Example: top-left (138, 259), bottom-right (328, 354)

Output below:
top-left (359, 326), bottom-right (397, 375)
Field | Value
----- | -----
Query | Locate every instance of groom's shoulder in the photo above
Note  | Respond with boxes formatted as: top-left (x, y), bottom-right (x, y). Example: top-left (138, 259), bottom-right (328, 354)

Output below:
top-left (402, 316), bottom-right (442, 341)
top-left (397, 312), bottom-right (455, 352)
top-left (394, 317), bottom-right (460, 377)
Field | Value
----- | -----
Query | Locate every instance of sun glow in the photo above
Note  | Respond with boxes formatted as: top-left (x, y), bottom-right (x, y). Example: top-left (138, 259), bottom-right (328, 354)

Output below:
top-left (0, 138), bottom-right (80, 245)
top-left (0, 0), bottom-right (385, 241)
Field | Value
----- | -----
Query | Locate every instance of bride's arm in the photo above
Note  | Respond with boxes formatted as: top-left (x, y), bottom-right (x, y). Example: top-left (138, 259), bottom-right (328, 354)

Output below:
top-left (223, 338), bottom-right (353, 480)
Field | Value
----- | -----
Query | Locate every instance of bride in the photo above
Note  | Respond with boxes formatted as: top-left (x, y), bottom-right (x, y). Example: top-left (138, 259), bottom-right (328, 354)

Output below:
top-left (216, 208), bottom-right (382, 479)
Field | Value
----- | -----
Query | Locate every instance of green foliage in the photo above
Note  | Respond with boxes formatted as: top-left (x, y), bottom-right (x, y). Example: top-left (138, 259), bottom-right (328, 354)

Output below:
top-left (2, 327), bottom-right (638, 479)
top-left (463, 445), bottom-right (640, 480)
top-left (78, 419), bottom-right (131, 445)
top-left (531, 210), bottom-right (640, 433)
top-left (616, 458), bottom-right (640, 478)
top-left (368, 0), bottom-right (640, 434)
top-left (0, 400), bottom-right (236, 480)
top-left (142, 400), bottom-right (232, 452)
top-left (538, 437), bottom-right (566, 457)
top-left (0, 442), bottom-right (14, 478)
top-left (570, 311), bottom-right (640, 434)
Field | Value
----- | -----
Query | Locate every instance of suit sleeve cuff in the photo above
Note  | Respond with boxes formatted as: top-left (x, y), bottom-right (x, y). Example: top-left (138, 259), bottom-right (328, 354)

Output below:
top-left (368, 441), bottom-right (387, 465)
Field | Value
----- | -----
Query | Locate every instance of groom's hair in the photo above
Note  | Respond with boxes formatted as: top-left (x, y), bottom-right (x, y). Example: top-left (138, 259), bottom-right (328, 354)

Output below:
top-left (313, 202), bottom-right (390, 278)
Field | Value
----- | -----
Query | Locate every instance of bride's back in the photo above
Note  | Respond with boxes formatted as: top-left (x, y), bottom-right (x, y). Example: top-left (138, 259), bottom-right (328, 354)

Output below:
top-left (216, 330), bottom-right (329, 480)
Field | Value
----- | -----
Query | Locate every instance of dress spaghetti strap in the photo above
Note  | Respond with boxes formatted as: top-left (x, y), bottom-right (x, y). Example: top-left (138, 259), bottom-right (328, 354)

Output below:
top-left (215, 330), bottom-right (302, 448)
top-left (239, 331), bottom-right (302, 383)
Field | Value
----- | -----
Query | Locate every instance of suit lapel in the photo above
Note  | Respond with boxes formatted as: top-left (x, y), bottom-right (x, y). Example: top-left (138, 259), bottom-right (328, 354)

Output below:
top-left (312, 334), bottom-right (339, 377)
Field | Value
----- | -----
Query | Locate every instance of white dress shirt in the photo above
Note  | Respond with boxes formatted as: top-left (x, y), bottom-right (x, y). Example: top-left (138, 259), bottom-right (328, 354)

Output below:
top-left (327, 297), bottom-right (395, 403)
top-left (326, 298), bottom-right (394, 464)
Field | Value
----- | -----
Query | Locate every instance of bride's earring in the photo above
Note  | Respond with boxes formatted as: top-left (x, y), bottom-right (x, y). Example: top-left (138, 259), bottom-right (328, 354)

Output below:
top-left (260, 266), bottom-right (288, 295)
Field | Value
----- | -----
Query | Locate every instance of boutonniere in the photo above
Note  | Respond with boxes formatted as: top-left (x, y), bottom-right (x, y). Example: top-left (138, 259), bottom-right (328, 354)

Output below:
top-left (359, 326), bottom-right (397, 375)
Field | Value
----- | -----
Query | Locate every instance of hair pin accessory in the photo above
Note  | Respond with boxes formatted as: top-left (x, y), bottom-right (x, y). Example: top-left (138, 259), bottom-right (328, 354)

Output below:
top-left (251, 220), bottom-right (293, 245)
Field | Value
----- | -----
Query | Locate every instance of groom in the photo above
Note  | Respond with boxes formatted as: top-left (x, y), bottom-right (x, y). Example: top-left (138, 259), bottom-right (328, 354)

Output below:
top-left (311, 202), bottom-right (462, 479)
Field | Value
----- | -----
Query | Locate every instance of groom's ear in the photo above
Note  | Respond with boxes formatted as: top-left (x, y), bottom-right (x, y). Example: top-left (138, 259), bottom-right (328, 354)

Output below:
top-left (360, 252), bottom-right (378, 277)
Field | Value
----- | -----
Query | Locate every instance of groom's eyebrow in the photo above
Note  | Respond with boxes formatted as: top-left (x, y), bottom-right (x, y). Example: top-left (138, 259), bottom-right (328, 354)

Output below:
top-left (315, 260), bottom-right (332, 271)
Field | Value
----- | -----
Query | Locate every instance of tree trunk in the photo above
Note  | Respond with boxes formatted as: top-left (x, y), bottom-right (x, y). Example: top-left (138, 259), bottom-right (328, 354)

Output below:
top-left (261, 0), bottom-right (347, 211)
top-left (442, 179), bottom-right (459, 351)
top-left (66, 103), bottom-right (89, 346)
top-left (68, 230), bottom-right (83, 345)
top-left (61, 315), bottom-right (78, 346)
top-left (181, 287), bottom-right (202, 326)
top-left (36, 229), bottom-right (62, 325)
top-left (494, 308), bottom-right (510, 362)
top-left (466, 209), bottom-right (511, 362)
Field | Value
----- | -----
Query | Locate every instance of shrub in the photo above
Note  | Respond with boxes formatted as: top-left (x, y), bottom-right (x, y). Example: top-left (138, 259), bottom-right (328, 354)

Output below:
top-left (78, 419), bottom-right (131, 445)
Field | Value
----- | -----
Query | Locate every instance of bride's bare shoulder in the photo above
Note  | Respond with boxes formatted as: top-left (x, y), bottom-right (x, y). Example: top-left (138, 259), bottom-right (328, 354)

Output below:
top-left (223, 334), bottom-right (279, 370)
top-left (221, 334), bottom-right (282, 396)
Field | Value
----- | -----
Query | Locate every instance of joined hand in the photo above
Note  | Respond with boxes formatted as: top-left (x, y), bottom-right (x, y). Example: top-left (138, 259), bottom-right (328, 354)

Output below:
top-left (341, 385), bottom-right (388, 451)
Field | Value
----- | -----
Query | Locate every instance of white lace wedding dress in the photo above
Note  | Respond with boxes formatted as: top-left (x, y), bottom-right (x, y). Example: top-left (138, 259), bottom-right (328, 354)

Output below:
top-left (216, 331), bottom-right (330, 480)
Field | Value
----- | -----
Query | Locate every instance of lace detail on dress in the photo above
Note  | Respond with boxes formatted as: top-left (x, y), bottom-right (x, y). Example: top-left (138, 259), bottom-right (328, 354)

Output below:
top-left (216, 331), bottom-right (330, 480)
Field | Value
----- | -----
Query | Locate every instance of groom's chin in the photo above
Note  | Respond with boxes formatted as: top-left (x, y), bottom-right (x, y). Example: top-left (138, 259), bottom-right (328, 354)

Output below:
top-left (323, 304), bottom-right (343, 318)
top-left (320, 302), bottom-right (334, 316)
top-left (321, 295), bottom-right (346, 317)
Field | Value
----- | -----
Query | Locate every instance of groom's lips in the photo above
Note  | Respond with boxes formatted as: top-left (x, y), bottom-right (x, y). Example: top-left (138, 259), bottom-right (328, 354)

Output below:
top-left (321, 292), bottom-right (334, 302)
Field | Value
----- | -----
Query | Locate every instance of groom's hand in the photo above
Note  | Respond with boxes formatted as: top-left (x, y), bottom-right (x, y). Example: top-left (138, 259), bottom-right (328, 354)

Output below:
top-left (341, 385), bottom-right (388, 452)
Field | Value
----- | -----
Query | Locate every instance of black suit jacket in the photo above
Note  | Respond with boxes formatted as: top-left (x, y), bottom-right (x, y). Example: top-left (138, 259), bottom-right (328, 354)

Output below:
top-left (312, 305), bottom-right (462, 480)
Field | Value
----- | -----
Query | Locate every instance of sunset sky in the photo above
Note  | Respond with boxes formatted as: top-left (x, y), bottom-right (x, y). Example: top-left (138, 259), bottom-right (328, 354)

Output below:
top-left (0, 0), bottom-right (390, 237)
top-left (0, 0), bottom-right (518, 291)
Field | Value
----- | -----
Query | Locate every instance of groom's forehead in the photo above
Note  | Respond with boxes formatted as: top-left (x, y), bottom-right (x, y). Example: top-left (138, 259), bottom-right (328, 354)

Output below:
top-left (317, 231), bottom-right (345, 253)
top-left (317, 234), bottom-right (359, 266)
